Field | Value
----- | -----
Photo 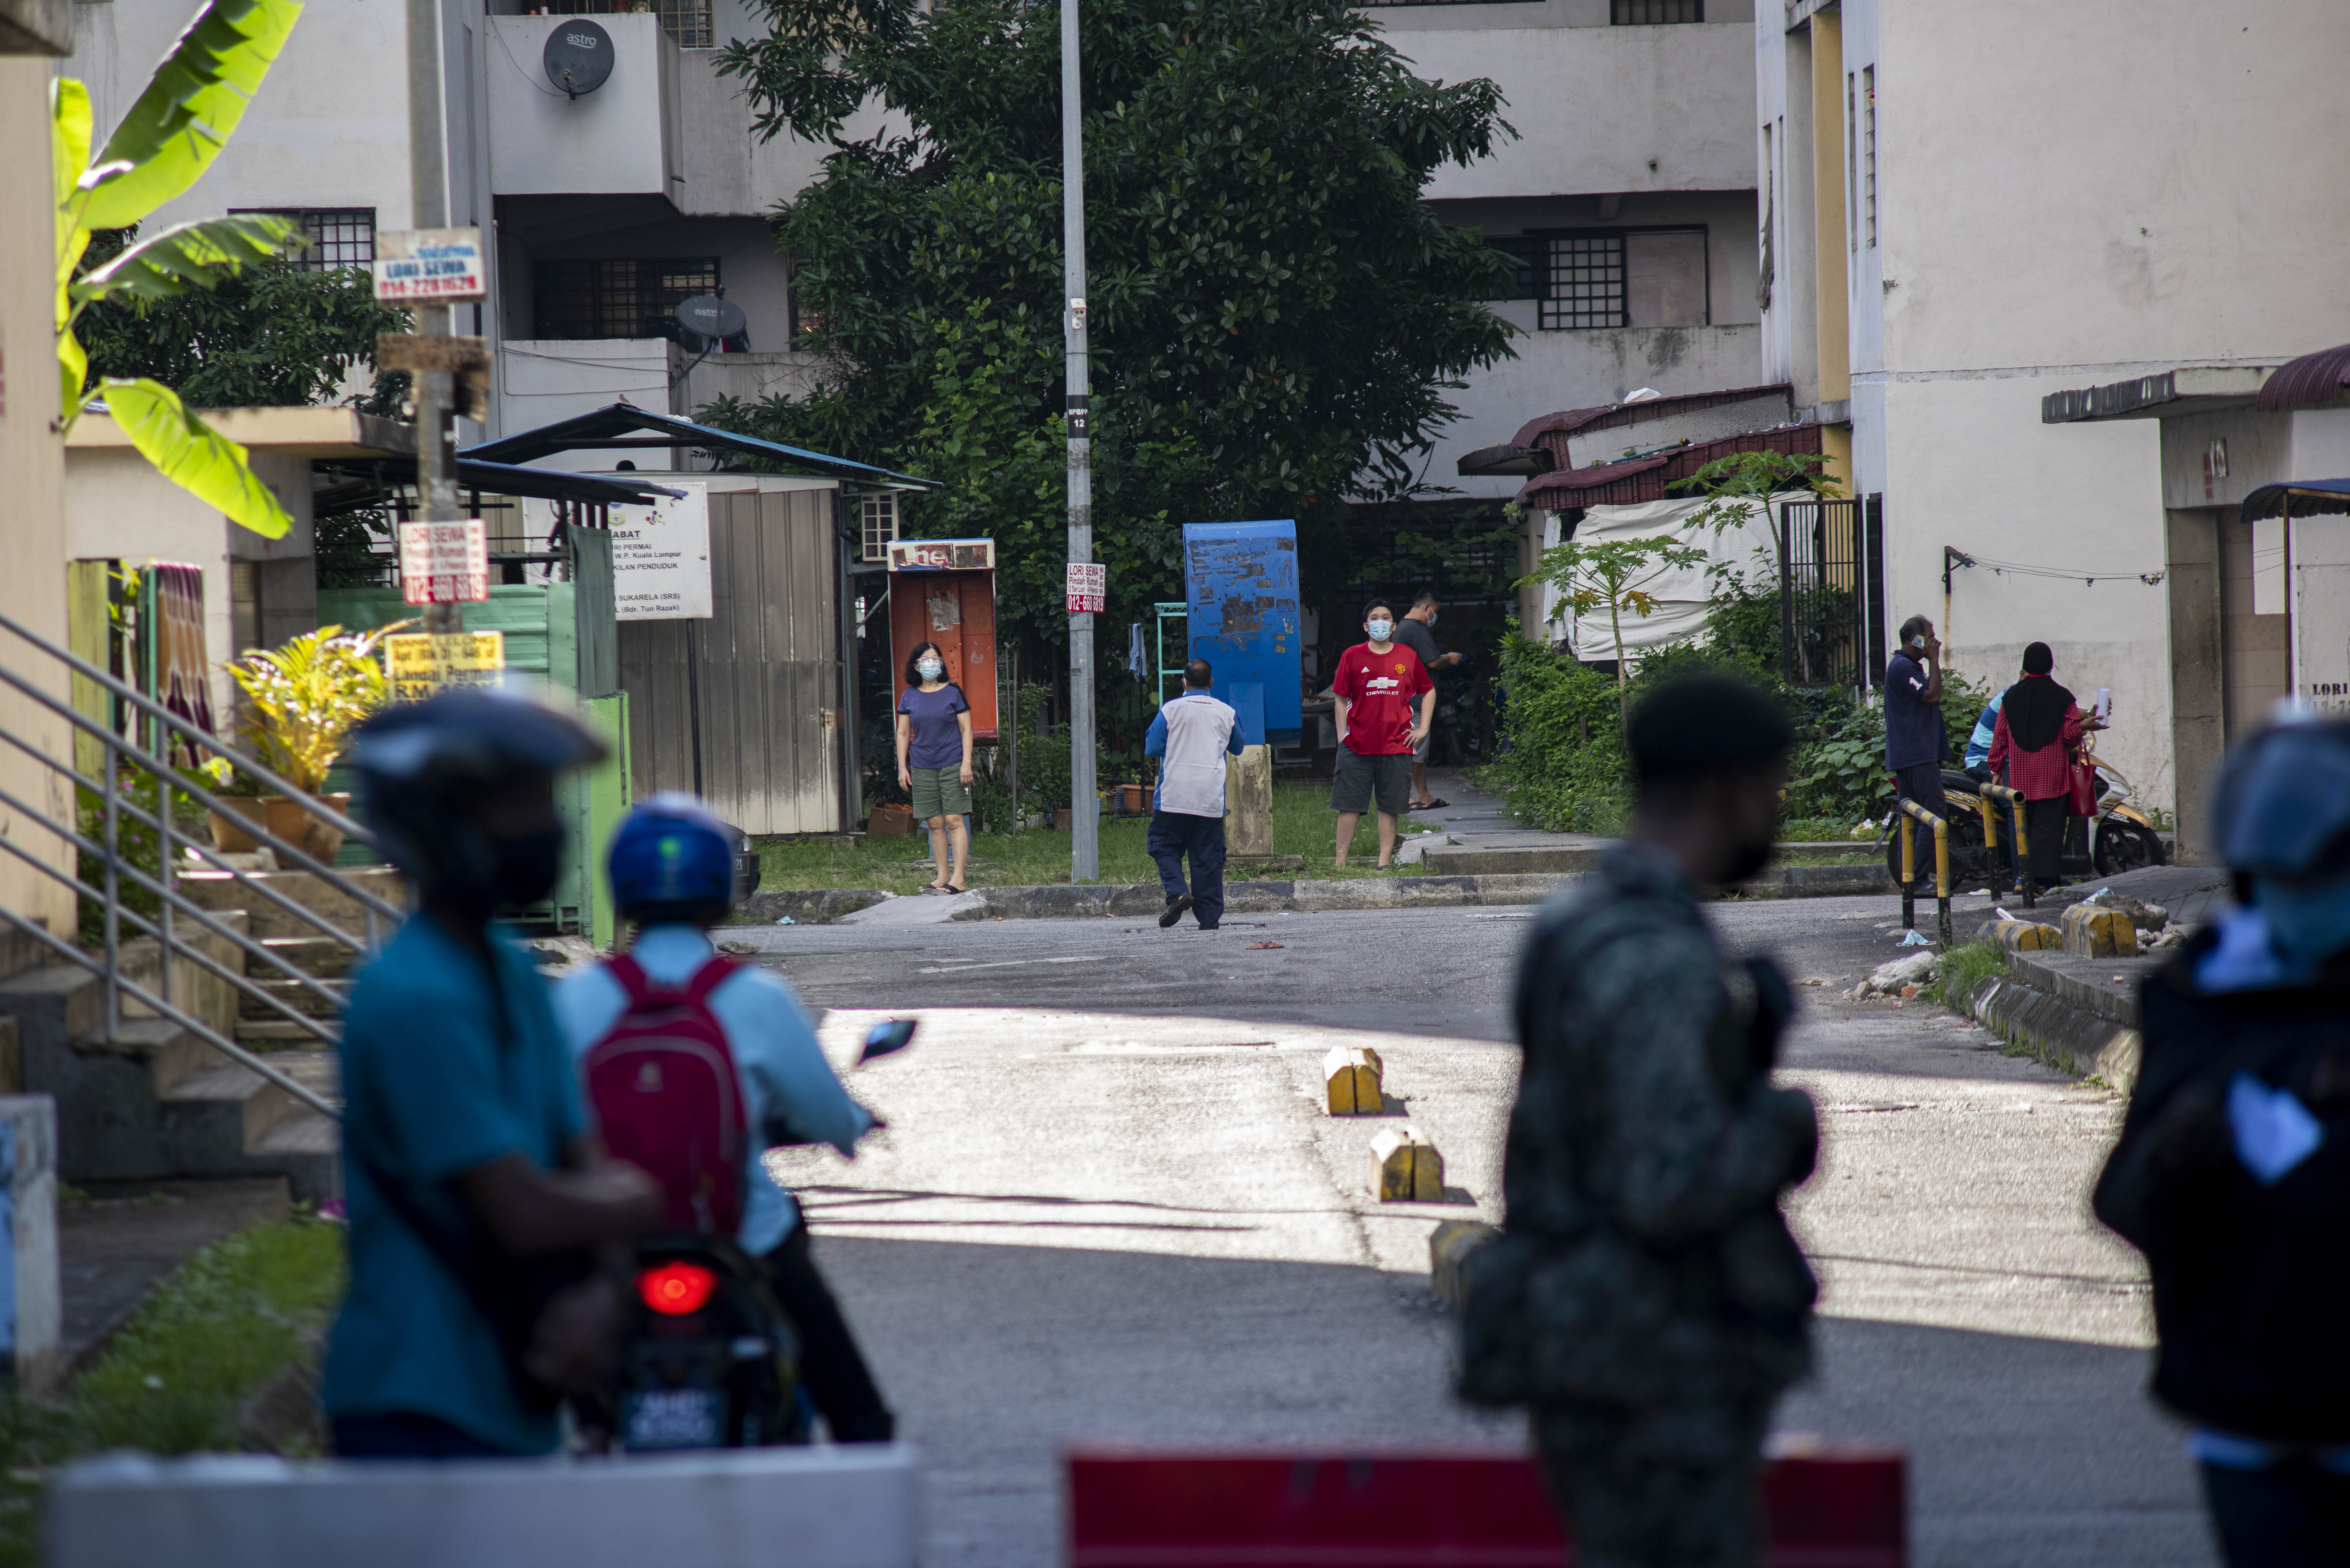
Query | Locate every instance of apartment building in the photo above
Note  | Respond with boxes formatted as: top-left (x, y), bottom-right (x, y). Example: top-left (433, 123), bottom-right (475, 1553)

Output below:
top-left (63, 0), bottom-right (861, 448)
top-left (1373, 0), bottom-right (1762, 502)
top-left (1756, 0), bottom-right (2350, 827)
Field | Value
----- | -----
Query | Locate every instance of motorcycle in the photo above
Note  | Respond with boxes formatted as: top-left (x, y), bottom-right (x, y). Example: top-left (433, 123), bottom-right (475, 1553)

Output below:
top-left (1876, 747), bottom-right (2168, 892)
top-left (594, 1017), bottom-right (918, 1454)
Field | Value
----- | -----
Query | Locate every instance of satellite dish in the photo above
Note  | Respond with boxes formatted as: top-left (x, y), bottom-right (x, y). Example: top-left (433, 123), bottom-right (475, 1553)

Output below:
top-left (543, 19), bottom-right (614, 98)
top-left (676, 293), bottom-right (747, 345)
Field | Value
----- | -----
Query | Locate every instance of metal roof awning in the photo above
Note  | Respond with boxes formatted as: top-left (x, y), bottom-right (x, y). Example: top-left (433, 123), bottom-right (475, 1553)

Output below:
top-left (2241, 479), bottom-right (2350, 525)
top-left (461, 403), bottom-right (942, 490)
top-left (2041, 365), bottom-right (2276, 423)
top-left (312, 456), bottom-right (686, 518)
top-left (1516, 424), bottom-right (1824, 511)
top-left (1509, 384), bottom-right (1794, 449)
top-left (2256, 343), bottom-right (2350, 413)
top-left (1456, 443), bottom-right (1555, 478)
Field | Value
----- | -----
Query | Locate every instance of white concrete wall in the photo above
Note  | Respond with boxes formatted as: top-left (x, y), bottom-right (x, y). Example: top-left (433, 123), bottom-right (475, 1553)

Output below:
top-left (66, 0), bottom-right (416, 233)
top-left (486, 14), bottom-right (681, 200)
top-left (1384, 17), bottom-right (1756, 201)
top-left (498, 340), bottom-right (673, 456)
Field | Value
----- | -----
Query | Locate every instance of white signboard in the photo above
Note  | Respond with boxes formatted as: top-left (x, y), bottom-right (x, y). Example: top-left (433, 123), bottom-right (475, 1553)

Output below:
top-left (397, 520), bottom-right (489, 605)
top-left (612, 483), bottom-right (713, 620)
top-left (1065, 562), bottom-right (1106, 615)
top-left (2293, 511), bottom-right (2350, 719)
top-left (375, 228), bottom-right (487, 304)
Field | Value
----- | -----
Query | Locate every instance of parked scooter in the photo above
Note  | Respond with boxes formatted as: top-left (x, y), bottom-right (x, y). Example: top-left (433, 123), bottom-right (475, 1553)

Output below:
top-left (1881, 745), bottom-right (2169, 893)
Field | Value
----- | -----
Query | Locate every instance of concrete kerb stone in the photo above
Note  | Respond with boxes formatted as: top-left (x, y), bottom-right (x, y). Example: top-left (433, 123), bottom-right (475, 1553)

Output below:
top-left (737, 888), bottom-right (896, 925)
top-left (1961, 949), bottom-right (2159, 1091)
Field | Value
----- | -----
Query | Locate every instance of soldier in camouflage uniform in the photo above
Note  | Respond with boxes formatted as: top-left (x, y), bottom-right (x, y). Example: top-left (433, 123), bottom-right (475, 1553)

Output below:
top-left (1459, 675), bottom-right (1820, 1568)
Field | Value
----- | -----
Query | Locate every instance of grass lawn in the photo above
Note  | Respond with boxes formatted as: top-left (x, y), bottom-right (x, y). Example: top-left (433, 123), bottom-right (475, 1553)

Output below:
top-left (755, 780), bottom-right (1437, 895)
top-left (0, 1216), bottom-right (345, 1567)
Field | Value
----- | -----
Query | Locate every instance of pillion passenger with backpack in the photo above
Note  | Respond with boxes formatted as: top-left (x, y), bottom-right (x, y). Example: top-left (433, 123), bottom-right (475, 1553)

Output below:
top-left (552, 794), bottom-right (897, 1444)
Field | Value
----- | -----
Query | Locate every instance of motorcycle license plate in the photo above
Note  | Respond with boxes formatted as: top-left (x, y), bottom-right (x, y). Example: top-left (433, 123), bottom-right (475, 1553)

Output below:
top-left (624, 1387), bottom-right (723, 1451)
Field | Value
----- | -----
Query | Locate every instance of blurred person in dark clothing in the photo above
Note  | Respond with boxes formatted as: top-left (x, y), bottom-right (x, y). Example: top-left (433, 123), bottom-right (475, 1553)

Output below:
top-left (2095, 719), bottom-right (2350, 1568)
top-left (1459, 674), bottom-right (1819, 1568)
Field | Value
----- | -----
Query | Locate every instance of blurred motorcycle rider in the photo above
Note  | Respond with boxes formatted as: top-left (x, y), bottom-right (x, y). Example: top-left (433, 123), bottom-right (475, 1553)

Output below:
top-left (326, 688), bottom-right (664, 1459)
top-left (553, 794), bottom-right (896, 1442)
top-left (2095, 719), bottom-right (2350, 1566)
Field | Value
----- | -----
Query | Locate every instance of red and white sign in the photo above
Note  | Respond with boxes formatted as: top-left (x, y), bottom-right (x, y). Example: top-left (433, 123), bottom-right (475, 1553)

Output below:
top-left (374, 228), bottom-right (488, 304)
top-left (398, 520), bottom-right (490, 606)
top-left (887, 538), bottom-right (996, 572)
top-left (1065, 562), bottom-right (1106, 614)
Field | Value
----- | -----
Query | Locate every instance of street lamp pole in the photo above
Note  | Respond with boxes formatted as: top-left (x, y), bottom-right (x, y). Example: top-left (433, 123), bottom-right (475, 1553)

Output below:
top-left (1060, 0), bottom-right (1097, 881)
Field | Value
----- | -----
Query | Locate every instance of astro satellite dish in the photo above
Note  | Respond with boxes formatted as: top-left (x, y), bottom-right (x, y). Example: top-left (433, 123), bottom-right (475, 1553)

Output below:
top-left (676, 293), bottom-right (747, 346)
top-left (543, 19), bottom-right (614, 98)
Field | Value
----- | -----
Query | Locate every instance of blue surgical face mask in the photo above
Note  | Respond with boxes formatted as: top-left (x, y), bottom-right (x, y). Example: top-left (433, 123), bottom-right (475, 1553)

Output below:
top-left (2255, 871), bottom-right (2350, 974)
top-left (917, 659), bottom-right (944, 680)
top-left (1367, 620), bottom-right (1393, 641)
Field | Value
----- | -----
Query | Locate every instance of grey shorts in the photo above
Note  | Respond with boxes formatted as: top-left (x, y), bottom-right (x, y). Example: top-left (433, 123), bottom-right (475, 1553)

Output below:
top-left (909, 765), bottom-right (971, 820)
top-left (1332, 745), bottom-right (1410, 815)
top-left (1412, 727), bottom-right (1431, 763)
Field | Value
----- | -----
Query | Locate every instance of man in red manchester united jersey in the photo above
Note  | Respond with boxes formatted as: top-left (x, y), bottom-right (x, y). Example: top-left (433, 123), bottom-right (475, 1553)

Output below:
top-left (1330, 602), bottom-right (1434, 870)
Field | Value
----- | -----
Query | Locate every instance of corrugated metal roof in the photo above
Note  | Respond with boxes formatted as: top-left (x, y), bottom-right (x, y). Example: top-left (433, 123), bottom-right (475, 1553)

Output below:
top-left (1516, 423), bottom-right (1825, 511)
top-left (464, 403), bottom-right (942, 489)
top-left (1508, 384), bottom-right (1795, 450)
top-left (2241, 478), bottom-right (2350, 524)
top-left (2256, 343), bottom-right (2350, 413)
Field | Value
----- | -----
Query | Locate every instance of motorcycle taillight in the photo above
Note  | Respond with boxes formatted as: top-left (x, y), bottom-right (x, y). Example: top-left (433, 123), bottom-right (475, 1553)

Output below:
top-left (638, 1261), bottom-right (718, 1316)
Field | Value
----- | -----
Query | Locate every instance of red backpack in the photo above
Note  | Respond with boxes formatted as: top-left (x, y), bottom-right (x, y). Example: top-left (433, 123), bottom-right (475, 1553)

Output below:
top-left (582, 955), bottom-right (747, 1234)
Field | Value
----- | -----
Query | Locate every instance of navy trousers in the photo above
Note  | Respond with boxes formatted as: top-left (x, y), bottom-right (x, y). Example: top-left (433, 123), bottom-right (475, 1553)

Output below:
top-left (1147, 811), bottom-right (1226, 928)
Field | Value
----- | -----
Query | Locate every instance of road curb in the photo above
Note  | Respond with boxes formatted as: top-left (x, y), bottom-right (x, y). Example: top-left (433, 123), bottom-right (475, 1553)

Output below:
top-left (739, 888), bottom-right (896, 924)
top-left (1962, 948), bottom-right (2153, 1090)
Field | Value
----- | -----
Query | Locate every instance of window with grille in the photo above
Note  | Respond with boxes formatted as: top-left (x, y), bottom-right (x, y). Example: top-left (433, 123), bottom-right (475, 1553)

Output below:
top-left (531, 257), bottom-right (720, 340)
top-left (230, 207), bottom-right (375, 271)
top-left (1610, 0), bottom-right (1702, 21)
top-left (657, 0), bottom-right (712, 48)
top-left (860, 493), bottom-right (898, 562)
top-left (1478, 236), bottom-right (1546, 301)
top-left (1541, 236), bottom-right (1626, 330)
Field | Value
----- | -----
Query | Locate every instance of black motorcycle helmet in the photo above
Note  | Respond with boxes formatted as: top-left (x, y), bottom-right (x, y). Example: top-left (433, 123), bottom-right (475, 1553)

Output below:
top-left (349, 686), bottom-right (606, 911)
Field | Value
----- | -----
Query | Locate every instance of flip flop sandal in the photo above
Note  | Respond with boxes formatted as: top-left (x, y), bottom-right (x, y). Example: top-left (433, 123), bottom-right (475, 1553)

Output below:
top-left (1416, 797), bottom-right (1450, 809)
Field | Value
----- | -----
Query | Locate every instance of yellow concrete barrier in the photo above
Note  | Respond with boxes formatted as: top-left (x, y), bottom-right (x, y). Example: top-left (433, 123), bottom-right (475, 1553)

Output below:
top-left (1371, 1126), bottom-right (1444, 1202)
top-left (1993, 919), bottom-right (2063, 953)
top-left (1429, 1219), bottom-right (1499, 1310)
top-left (1322, 1045), bottom-right (1384, 1115)
top-left (2062, 903), bottom-right (2139, 958)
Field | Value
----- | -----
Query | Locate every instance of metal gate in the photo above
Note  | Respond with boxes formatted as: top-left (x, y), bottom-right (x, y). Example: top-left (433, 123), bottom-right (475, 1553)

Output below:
top-left (617, 485), bottom-right (843, 834)
top-left (1776, 496), bottom-right (1885, 690)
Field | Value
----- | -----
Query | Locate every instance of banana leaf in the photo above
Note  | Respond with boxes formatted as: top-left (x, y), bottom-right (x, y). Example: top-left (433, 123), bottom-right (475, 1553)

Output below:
top-left (98, 377), bottom-right (293, 540)
top-left (71, 213), bottom-right (304, 306)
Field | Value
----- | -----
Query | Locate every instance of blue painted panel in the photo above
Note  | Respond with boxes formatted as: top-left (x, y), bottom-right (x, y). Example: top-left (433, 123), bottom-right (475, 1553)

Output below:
top-left (1182, 521), bottom-right (1303, 746)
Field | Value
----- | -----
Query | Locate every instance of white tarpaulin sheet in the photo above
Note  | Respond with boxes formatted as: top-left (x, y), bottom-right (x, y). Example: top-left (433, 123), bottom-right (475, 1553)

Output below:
top-left (1535, 493), bottom-right (1796, 666)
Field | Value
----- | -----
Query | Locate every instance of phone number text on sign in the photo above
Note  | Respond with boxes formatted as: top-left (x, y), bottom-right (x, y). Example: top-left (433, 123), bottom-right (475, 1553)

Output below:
top-left (1065, 562), bottom-right (1106, 614)
top-left (374, 228), bottom-right (487, 304)
top-left (397, 520), bottom-right (490, 606)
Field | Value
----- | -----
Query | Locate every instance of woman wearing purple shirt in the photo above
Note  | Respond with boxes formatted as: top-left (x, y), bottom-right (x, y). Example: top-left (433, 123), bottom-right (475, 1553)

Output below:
top-left (895, 640), bottom-right (974, 893)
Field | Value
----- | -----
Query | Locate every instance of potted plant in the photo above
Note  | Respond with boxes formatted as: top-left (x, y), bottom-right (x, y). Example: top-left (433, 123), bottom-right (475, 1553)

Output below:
top-left (215, 621), bottom-right (409, 862)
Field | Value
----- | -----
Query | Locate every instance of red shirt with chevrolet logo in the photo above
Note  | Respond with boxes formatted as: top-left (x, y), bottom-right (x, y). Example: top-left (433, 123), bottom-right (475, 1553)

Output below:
top-left (1332, 642), bottom-right (1434, 755)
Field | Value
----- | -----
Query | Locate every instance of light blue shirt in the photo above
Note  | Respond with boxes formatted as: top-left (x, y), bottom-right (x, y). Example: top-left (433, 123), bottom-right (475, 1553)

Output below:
top-left (325, 917), bottom-right (586, 1455)
top-left (1145, 689), bottom-right (1245, 815)
top-left (551, 924), bottom-right (871, 1257)
top-left (1965, 690), bottom-right (2005, 771)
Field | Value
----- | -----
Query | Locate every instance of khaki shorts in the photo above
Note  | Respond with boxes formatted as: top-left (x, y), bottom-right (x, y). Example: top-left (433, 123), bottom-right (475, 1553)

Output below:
top-left (909, 765), bottom-right (972, 820)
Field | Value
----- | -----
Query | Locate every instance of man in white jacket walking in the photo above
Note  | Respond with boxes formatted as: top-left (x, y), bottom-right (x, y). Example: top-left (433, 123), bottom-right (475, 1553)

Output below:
top-left (1144, 658), bottom-right (1245, 931)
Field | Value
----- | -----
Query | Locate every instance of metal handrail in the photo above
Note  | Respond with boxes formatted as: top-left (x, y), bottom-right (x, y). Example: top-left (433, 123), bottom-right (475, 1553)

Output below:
top-left (1978, 781), bottom-right (2035, 907)
top-left (0, 906), bottom-right (337, 1120)
top-left (0, 607), bottom-right (403, 925)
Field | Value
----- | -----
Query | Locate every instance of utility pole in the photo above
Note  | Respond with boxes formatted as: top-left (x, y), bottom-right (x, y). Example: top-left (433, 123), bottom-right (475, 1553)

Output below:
top-left (406, 0), bottom-right (459, 637)
top-left (1060, 0), bottom-right (1097, 880)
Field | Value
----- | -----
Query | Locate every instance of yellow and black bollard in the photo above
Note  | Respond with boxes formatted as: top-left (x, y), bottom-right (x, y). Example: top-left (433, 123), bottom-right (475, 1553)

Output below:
top-left (1897, 797), bottom-right (1952, 946)
top-left (1979, 781), bottom-right (2032, 906)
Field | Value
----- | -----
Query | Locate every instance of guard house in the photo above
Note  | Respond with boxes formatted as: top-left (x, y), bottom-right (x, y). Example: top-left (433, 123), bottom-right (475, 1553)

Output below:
top-left (462, 405), bottom-right (941, 834)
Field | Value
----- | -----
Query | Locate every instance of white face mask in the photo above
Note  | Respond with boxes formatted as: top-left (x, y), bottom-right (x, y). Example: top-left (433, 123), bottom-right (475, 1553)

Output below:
top-left (1425, 610), bottom-right (1437, 627)
top-left (1367, 619), bottom-right (1393, 641)
top-left (917, 660), bottom-right (944, 680)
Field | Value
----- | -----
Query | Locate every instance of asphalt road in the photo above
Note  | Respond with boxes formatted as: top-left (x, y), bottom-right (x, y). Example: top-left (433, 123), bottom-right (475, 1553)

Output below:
top-left (730, 888), bottom-right (2211, 1568)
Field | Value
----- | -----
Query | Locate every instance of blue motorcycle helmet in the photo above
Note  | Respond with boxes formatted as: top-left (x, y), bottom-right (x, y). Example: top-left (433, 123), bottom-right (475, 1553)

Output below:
top-left (348, 686), bottom-right (605, 911)
top-left (608, 792), bottom-right (738, 926)
top-left (2209, 717), bottom-right (2350, 973)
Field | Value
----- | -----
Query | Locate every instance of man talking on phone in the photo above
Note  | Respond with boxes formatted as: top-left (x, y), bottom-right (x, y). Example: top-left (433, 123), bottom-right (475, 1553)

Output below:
top-left (1885, 615), bottom-right (1947, 878)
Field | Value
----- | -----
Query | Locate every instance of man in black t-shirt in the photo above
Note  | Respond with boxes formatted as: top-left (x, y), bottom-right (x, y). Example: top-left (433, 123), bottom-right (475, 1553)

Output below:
top-left (1393, 592), bottom-right (1463, 809)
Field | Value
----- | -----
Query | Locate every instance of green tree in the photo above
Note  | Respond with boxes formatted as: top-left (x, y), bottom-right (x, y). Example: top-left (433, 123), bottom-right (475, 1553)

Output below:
top-left (77, 241), bottom-right (408, 414)
top-left (1522, 534), bottom-right (1709, 743)
top-left (701, 0), bottom-right (1516, 642)
top-left (53, 0), bottom-right (314, 538)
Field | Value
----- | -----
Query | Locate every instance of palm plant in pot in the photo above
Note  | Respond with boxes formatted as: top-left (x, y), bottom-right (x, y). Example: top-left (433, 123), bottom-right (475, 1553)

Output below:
top-left (214, 621), bottom-right (409, 862)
